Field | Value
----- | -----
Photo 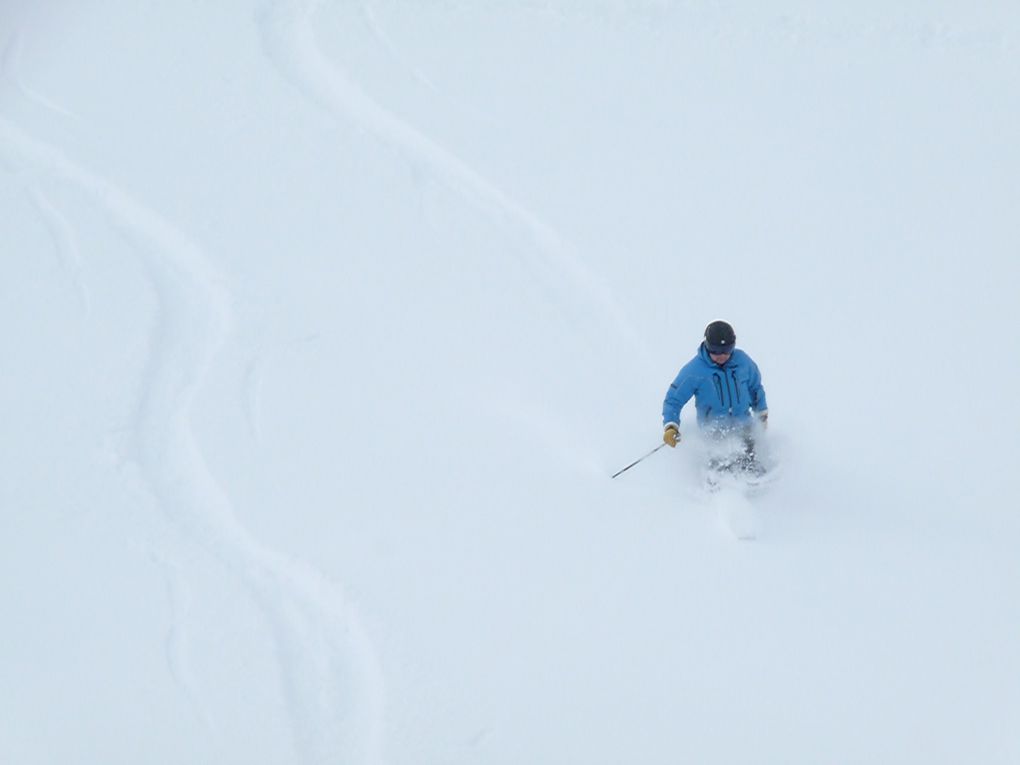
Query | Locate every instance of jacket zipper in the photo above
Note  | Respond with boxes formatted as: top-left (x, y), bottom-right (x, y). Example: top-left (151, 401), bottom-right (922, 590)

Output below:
top-left (712, 373), bottom-right (725, 407)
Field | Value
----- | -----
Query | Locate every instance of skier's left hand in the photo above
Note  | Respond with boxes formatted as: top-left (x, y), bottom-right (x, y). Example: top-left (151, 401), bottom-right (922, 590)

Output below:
top-left (758, 410), bottom-right (769, 429)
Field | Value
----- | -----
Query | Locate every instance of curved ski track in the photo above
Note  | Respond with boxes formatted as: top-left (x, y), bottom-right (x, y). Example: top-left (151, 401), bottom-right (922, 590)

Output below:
top-left (2, 32), bottom-right (80, 120)
top-left (24, 184), bottom-right (92, 315)
top-left (257, 0), bottom-right (650, 362)
top-left (0, 118), bottom-right (386, 765)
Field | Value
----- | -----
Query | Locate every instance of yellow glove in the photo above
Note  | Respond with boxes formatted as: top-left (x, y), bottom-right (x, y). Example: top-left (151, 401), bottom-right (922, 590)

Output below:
top-left (663, 423), bottom-right (680, 447)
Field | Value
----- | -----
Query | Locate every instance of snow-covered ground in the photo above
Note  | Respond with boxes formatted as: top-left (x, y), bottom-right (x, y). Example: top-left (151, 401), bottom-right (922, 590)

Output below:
top-left (2, 1), bottom-right (1019, 763)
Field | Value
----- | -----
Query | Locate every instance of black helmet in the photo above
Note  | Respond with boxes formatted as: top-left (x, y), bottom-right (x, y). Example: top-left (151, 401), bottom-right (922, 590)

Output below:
top-left (704, 320), bottom-right (736, 354)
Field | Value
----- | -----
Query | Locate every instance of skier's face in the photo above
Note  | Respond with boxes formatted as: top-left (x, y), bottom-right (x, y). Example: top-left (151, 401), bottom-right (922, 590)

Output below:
top-left (709, 351), bottom-right (732, 365)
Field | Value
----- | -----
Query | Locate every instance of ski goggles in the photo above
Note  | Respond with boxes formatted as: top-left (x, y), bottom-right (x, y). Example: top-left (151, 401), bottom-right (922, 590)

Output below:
top-left (706, 344), bottom-right (734, 355)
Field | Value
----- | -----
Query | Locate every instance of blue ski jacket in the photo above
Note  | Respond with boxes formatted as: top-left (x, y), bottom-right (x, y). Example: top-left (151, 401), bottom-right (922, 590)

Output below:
top-left (662, 344), bottom-right (768, 430)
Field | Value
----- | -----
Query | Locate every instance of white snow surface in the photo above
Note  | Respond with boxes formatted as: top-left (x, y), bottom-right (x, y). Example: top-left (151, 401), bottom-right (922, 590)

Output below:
top-left (2, 1), bottom-right (1019, 763)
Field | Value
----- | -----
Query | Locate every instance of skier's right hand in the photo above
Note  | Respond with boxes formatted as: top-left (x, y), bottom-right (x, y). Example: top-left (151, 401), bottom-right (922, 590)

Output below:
top-left (663, 424), bottom-right (680, 448)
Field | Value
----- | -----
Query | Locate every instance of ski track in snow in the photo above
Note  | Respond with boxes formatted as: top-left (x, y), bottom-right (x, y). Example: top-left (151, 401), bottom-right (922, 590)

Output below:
top-left (357, 0), bottom-right (496, 128)
top-left (3, 31), bottom-right (90, 314)
top-left (256, 0), bottom-right (651, 363)
top-left (0, 118), bottom-right (387, 765)
top-left (358, 0), bottom-right (440, 95)
top-left (2, 32), bottom-right (80, 120)
top-left (24, 185), bottom-right (92, 315)
top-left (151, 550), bottom-right (216, 733)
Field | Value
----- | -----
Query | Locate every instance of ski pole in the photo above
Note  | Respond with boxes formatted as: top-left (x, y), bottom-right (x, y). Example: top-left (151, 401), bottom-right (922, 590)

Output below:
top-left (611, 442), bottom-right (669, 479)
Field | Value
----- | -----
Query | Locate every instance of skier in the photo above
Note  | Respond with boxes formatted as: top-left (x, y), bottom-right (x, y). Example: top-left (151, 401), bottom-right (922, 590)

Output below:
top-left (662, 320), bottom-right (768, 474)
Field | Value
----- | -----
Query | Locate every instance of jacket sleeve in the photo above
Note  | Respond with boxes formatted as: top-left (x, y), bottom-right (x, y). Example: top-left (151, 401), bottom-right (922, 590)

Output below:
top-left (747, 359), bottom-right (768, 413)
top-left (662, 366), bottom-right (698, 426)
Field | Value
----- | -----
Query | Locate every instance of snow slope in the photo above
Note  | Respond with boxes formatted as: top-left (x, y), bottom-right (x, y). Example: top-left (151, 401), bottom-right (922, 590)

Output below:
top-left (2, 1), bottom-right (1019, 763)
